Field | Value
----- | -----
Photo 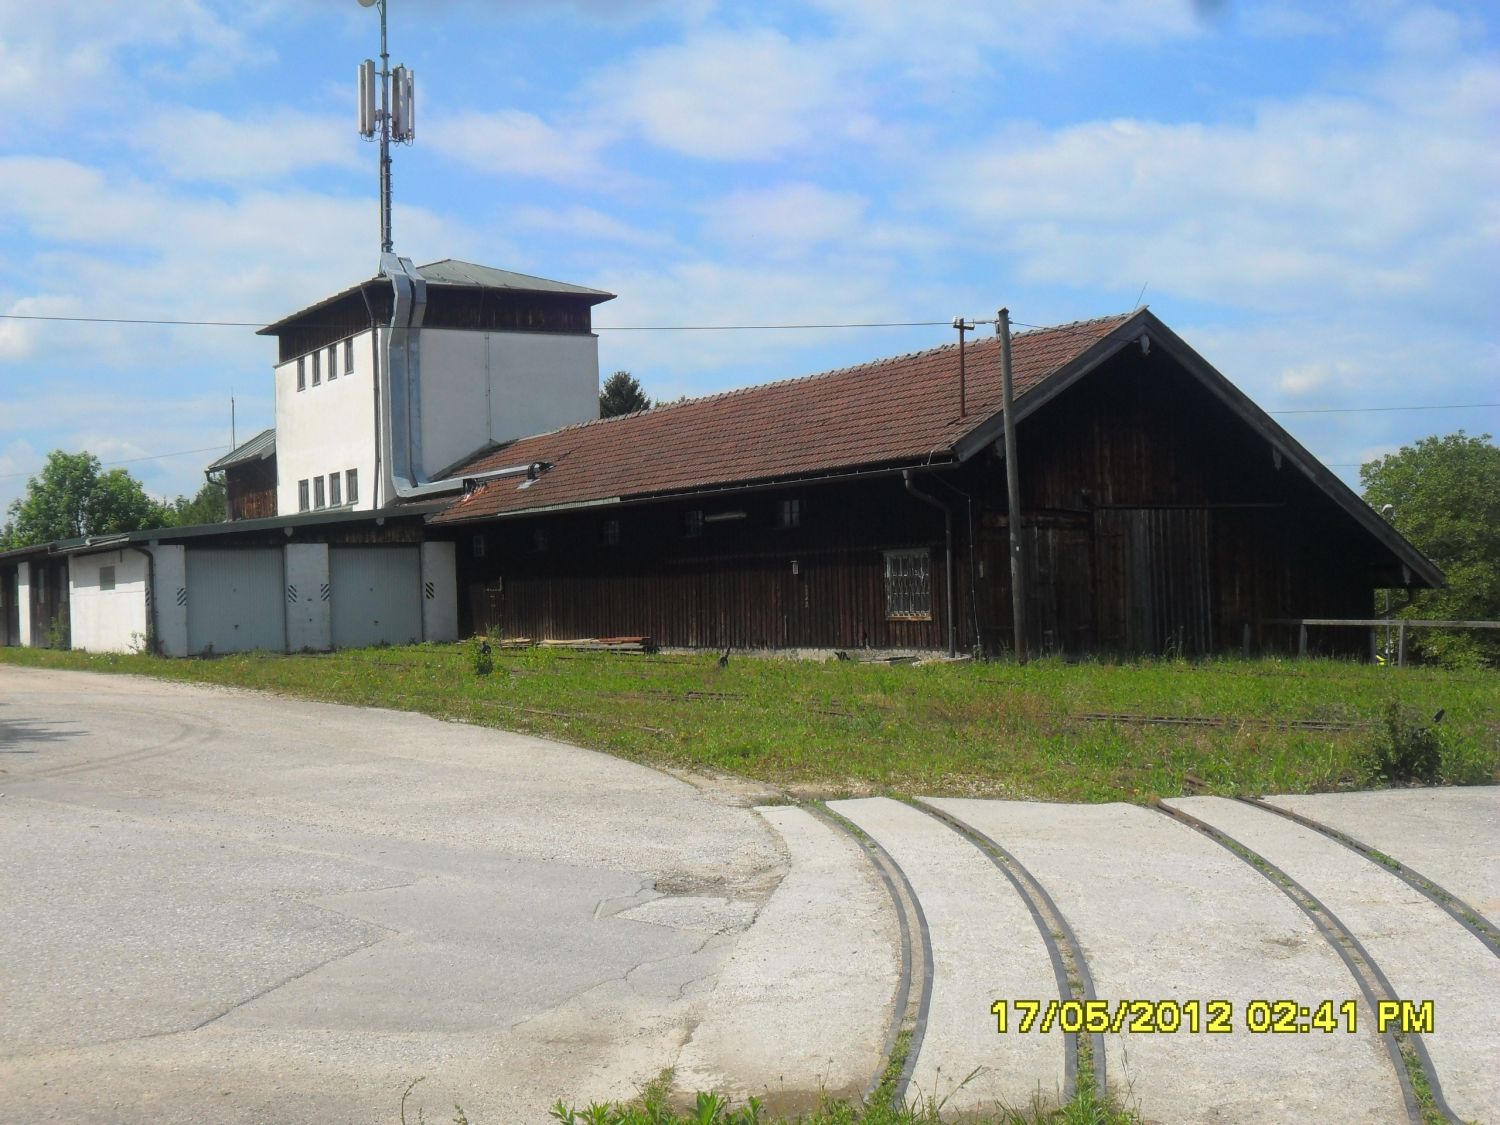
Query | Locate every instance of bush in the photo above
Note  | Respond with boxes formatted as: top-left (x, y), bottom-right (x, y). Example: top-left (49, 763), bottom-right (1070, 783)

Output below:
top-left (1362, 703), bottom-right (1443, 785)
top-left (472, 637), bottom-right (494, 677)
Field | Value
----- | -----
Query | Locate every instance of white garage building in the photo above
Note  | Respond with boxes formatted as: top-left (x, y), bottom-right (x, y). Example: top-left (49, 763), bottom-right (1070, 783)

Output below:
top-left (1, 510), bottom-right (455, 657)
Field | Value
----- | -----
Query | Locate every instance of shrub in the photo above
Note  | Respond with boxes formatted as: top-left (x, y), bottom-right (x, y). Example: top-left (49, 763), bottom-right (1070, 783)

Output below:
top-left (1362, 702), bottom-right (1442, 785)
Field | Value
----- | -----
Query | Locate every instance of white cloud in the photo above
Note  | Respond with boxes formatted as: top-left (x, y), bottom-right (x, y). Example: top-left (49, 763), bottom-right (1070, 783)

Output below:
top-left (933, 44), bottom-right (1500, 319)
top-left (512, 204), bottom-right (673, 249)
top-left (130, 107), bottom-right (360, 183)
top-left (426, 109), bottom-right (613, 183)
top-left (700, 183), bottom-right (869, 255)
top-left (593, 28), bottom-right (867, 161)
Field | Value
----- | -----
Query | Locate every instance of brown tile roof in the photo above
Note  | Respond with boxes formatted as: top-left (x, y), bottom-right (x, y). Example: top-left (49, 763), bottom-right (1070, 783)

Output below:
top-left (432, 312), bottom-right (1140, 525)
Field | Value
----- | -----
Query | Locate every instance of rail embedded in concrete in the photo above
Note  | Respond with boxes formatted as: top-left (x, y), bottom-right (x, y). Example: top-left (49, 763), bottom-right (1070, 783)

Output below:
top-left (1152, 798), bottom-right (1454, 1125)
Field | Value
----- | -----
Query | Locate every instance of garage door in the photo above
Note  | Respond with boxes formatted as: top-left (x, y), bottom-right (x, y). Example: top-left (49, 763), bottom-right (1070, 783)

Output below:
top-left (330, 546), bottom-right (422, 650)
top-left (185, 548), bottom-right (286, 655)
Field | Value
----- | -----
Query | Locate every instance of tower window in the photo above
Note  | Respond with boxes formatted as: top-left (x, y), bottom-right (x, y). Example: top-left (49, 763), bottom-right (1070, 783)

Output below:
top-left (297, 357), bottom-right (306, 392)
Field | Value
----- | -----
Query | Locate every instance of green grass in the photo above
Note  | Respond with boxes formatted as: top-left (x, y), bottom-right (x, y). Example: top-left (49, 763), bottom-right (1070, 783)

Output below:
top-left (2, 642), bottom-right (1495, 801)
top-left (545, 1068), bottom-right (1140, 1125)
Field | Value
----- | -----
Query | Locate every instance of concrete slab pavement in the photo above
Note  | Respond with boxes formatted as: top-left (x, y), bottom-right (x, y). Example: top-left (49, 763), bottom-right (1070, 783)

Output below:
top-left (1169, 795), bottom-right (1500, 1125)
top-left (1264, 788), bottom-right (1500, 918)
top-left (929, 799), bottom-right (1403, 1124)
top-left (829, 797), bottom-right (1064, 1115)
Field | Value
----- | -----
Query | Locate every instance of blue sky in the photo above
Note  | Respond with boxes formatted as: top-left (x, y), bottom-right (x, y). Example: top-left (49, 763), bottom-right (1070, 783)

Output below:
top-left (1, 0), bottom-right (1496, 512)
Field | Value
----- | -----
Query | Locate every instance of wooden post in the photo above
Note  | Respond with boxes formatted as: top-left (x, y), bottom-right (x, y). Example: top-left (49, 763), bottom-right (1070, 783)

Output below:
top-left (998, 308), bottom-right (1027, 664)
top-left (1398, 620), bottom-right (1407, 667)
top-left (1243, 622), bottom-right (1251, 658)
top-left (1298, 623), bottom-right (1308, 659)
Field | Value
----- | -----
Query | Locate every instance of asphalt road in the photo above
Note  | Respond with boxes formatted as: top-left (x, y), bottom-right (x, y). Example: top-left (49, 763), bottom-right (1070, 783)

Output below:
top-left (0, 666), bottom-right (896, 1123)
top-left (2, 665), bottom-right (1495, 1124)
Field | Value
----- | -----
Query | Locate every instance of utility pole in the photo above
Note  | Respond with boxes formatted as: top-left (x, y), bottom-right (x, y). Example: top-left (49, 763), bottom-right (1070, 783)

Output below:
top-left (998, 308), bottom-right (1028, 663)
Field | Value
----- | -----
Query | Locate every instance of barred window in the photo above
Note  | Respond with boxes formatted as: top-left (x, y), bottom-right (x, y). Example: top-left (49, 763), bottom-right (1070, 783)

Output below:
top-left (779, 497), bottom-right (802, 529)
top-left (682, 509), bottom-right (704, 538)
top-left (601, 518), bottom-right (621, 546)
top-left (884, 549), bottom-right (931, 619)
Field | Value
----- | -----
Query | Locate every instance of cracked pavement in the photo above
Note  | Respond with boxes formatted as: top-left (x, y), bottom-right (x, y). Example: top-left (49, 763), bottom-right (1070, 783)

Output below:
top-left (0, 667), bottom-right (846, 1124)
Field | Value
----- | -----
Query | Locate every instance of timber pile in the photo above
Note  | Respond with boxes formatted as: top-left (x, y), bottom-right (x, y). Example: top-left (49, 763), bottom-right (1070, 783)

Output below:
top-left (538, 636), bottom-right (659, 654)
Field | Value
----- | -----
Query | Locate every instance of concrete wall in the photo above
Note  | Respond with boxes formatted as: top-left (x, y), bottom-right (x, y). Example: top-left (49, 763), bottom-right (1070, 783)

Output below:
top-left (285, 543), bottom-right (332, 652)
top-left (68, 550), bottom-right (149, 654)
top-left (420, 541), bottom-right (457, 643)
top-left (275, 328), bottom-right (379, 516)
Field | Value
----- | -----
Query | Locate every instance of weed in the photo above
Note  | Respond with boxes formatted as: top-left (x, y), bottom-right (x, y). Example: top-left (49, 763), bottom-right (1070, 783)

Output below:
top-left (1361, 703), bottom-right (1443, 784)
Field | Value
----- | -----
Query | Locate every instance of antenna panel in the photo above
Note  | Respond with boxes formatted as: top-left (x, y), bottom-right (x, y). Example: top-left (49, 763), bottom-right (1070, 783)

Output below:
top-left (392, 66), bottom-right (415, 141)
top-left (358, 60), bottom-right (377, 137)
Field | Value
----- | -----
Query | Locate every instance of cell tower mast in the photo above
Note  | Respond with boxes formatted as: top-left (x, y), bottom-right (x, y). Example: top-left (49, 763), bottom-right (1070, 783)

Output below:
top-left (357, 0), bottom-right (415, 254)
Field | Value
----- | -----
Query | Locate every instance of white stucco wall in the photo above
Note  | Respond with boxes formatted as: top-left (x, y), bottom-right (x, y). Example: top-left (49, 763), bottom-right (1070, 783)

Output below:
top-left (68, 550), bottom-right (149, 654)
top-left (151, 545), bottom-right (189, 657)
top-left (414, 329), bottom-right (600, 489)
top-left (420, 541), bottom-right (457, 643)
top-left (16, 561), bottom-right (32, 647)
top-left (275, 329), bottom-right (380, 516)
top-left (285, 543), bottom-right (332, 652)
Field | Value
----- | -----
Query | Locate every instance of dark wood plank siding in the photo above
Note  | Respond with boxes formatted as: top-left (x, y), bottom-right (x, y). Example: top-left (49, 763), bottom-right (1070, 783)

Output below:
top-left (453, 477), bottom-right (957, 650)
top-left (446, 345), bottom-right (1392, 657)
top-left (225, 459), bottom-right (278, 521)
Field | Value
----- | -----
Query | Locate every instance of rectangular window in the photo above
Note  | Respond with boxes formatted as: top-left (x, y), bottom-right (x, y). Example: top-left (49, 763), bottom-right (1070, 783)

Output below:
top-left (884, 549), bottom-right (932, 620)
top-left (532, 527), bottom-right (551, 552)
top-left (344, 337), bottom-right (354, 374)
top-left (99, 565), bottom-right (116, 592)
top-left (600, 518), bottom-right (620, 546)
top-left (346, 468), bottom-right (359, 504)
top-left (297, 357), bottom-right (306, 391)
top-left (326, 345), bottom-right (338, 381)
top-left (298, 479), bottom-right (310, 512)
top-left (682, 509), bottom-right (704, 538)
top-left (311, 350), bottom-right (321, 386)
top-left (779, 498), bottom-right (802, 529)
top-left (314, 476), bottom-right (326, 509)
top-left (329, 472), bottom-right (342, 506)
top-left (472, 535), bottom-right (486, 559)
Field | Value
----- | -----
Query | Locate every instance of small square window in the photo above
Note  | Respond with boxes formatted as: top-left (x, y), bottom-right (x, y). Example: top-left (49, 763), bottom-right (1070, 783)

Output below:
top-left (311, 351), bottom-right (321, 386)
top-left (298, 479), bottom-right (310, 512)
top-left (344, 337), bottom-right (354, 374)
top-left (532, 527), bottom-right (551, 552)
top-left (884, 549), bottom-right (932, 620)
top-left (779, 498), bottom-right (802, 529)
top-left (314, 476), bottom-right (326, 508)
top-left (346, 468), bottom-right (359, 504)
top-left (329, 472), bottom-right (342, 506)
top-left (682, 510), bottom-right (704, 538)
top-left (601, 518), bottom-right (620, 546)
top-left (297, 357), bottom-right (306, 392)
top-left (326, 345), bottom-right (338, 381)
top-left (472, 535), bottom-right (487, 558)
top-left (99, 565), bottom-right (116, 592)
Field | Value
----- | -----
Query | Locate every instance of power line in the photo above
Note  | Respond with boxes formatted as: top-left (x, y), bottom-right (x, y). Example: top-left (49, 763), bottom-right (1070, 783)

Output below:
top-left (1269, 403), bottom-right (1498, 415)
top-left (0, 311), bottom-right (951, 331)
top-left (0, 444), bottom-right (229, 482)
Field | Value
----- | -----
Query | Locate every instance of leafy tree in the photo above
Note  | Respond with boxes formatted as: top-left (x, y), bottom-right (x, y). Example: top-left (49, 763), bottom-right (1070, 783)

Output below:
top-left (1, 451), bottom-right (169, 549)
top-left (163, 478), bottom-right (227, 527)
top-left (1361, 431), bottom-right (1500, 667)
top-left (599, 370), bottom-right (652, 418)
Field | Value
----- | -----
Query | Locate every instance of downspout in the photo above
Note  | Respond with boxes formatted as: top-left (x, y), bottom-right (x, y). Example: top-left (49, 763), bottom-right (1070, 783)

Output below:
top-left (903, 469), bottom-right (957, 657)
top-left (379, 253), bottom-right (463, 501)
top-left (124, 546), bottom-right (159, 655)
top-left (930, 474), bottom-right (983, 655)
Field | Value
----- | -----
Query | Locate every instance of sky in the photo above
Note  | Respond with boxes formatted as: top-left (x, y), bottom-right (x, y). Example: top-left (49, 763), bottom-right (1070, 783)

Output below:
top-left (0, 0), bottom-right (1496, 513)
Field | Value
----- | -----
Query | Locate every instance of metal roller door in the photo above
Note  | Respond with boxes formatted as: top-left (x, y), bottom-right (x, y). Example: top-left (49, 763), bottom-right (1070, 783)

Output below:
top-left (330, 546), bottom-right (422, 650)
top-left (185, 548), bottom-right (286, 655)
